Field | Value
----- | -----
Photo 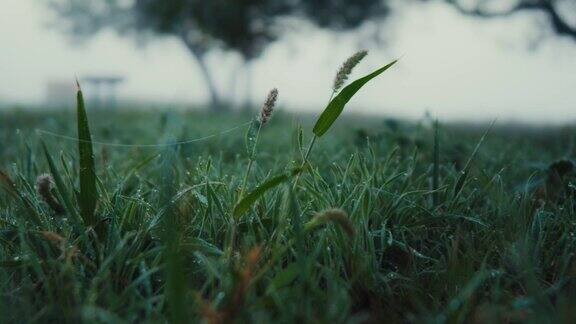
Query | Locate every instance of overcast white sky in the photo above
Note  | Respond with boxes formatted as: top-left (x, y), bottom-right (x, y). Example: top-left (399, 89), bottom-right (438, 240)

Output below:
top-left (1, 0), bottom-right (575, 122)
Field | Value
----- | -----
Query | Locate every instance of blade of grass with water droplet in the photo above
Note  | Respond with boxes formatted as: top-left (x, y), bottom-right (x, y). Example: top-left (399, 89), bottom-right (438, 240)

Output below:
top-left (313, 60), bottom-right (398, 137)
top-left (245, 119), bottom-right (260, 157)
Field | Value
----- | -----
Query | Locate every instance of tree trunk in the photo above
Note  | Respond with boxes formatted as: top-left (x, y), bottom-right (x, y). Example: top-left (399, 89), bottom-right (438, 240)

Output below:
top-left (181, 40), bottom-right (223, 111)
top-left (227, 63), bottom-right (243, 109)
top-left (243, 61), bottom-right (253, 111)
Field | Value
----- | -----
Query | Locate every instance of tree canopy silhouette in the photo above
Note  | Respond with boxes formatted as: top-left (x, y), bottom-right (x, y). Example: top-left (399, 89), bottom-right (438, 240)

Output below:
top-left (47, 0), bottom-right (294, 108)
top-left (46, 0), bottom-right (574, 108)
top-left (46, 0), bottom-right (391, 109)
top-left (435, 0), bottom-right (576, 41)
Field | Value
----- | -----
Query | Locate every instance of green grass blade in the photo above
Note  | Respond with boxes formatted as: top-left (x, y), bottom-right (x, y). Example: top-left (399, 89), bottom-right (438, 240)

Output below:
top-left (233, 168), bottom-right (303, 220)
top-left (76, 84), bottom-right (98, 227)
top-left (0, 171), bottom-right (42, 226)
top-left (42, 142), bottom-right (83, 230)
top-left (0, 170), bottom-right (18, 199)
top-left (432, 120), bottom-right (440, 207)
top-left (266, 262), bottom-right (299, 294)
top-left (444, 269), bottom-right (497, 319)
top-left (245, 119), bottom-right (259, 156)
top-left (283, 185), bottom-right (307, 282)
top-left (451, 121), bottom-right (495, 205)
top-left (158, 147), bottom-right (187, 323)
top-left (313, 59), bottom-right (398, 137)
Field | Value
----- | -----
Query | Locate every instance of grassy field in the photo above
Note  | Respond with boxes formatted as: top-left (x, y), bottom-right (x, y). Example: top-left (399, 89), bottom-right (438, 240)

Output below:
top-left (1, 104), bottom-right (575, 323)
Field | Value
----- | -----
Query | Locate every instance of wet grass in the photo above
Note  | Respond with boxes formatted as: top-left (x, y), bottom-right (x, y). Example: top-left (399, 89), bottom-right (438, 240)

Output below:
top-left (1, 104), bottom-right (575, 323)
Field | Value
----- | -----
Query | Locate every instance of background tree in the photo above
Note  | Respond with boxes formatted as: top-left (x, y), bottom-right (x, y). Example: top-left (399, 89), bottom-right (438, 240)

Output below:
top-left (432, 0), bottom-right (576, 41)
top-left (134, 0), bottom-right (219, 107)
top-left (212, 0), bottom-right (393, 108)
top-left (298, 0), bottom-right (390, 30)
top-left (136, 0), bottom-right (393, 109)
top-left (46, 0), bottom-right (397, 109)
top-left (46, 0), bottom-right (574, 111)
top-left (192, 0), bottom-right (292, 109)
top-left (47, 0), bottom-right (293, 109)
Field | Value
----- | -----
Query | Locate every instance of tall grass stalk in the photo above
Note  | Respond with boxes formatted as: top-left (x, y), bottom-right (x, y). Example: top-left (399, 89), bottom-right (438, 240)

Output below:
top-left (230, 88), bottom-right (278, 254)
top-left (239, 88), bottom-right (278, 200)
top-left (294, 50), bottom-right (369, 187)
top-left (239, 123), bottom-right (262, 201)
top-left (432, 119), bottom-right (440, 207)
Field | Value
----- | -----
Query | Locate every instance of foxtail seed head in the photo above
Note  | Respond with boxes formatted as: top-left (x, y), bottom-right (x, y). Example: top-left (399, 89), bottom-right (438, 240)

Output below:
top-left (333, 50), bottom-right (368, 92)
top-left (36, 174), bottom-right (54, 197)
top-left (305, 208), bottom-right (355, 238)
top-left (258, 88), bottom-right (279, 126)
top-left (36, 174), bottom-right (64, 214)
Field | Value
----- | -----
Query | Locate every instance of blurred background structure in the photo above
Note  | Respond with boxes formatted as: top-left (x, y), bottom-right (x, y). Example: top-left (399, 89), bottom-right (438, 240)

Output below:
top-left (82, 75), bottom-right (125, 109)
top-left (0, 0), bottom-right (575, 121)
top-left (45, 79), bottom-right (75, 108)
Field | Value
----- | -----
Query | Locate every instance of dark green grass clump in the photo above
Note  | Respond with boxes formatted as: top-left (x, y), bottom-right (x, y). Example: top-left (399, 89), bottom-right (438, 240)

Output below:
top-left (1, 107), bottom-right (575, 323)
